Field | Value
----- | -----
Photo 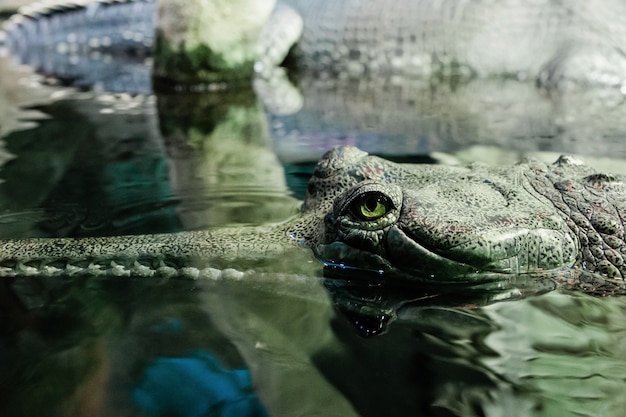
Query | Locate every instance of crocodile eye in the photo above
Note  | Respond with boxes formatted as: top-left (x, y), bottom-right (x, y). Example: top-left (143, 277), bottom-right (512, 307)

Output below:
top-left (349, 192), bottom-right (393, 221)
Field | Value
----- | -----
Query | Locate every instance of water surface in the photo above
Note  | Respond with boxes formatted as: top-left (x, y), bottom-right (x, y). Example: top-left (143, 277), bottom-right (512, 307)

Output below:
top-left (2, 41), bottom-right (626, 417)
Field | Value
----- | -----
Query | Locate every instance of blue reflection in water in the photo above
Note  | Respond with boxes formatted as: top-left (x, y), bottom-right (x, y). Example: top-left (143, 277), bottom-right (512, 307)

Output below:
top-left (133, 351), bottom-right (268, 417)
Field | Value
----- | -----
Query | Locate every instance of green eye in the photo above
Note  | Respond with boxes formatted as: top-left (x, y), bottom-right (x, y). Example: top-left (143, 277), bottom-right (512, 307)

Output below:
top-left (350, 192), bottom-right (392, 221)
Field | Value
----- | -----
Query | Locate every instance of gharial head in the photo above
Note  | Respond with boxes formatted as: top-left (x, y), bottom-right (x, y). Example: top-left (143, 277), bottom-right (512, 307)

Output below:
top-left (289, 146), bottom-right (579, 283)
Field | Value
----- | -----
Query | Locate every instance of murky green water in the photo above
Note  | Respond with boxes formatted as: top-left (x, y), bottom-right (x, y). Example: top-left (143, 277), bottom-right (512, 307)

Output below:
top-left (3, 46), bottom-right (626, 417)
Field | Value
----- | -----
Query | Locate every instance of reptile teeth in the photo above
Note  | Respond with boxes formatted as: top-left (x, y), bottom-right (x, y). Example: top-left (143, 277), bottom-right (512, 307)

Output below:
top-left (199, 268), bottom-right (222, 280)
top-left (180, 267), bottom-right (200, 280)
top-left (16, 263), bottom-right (39, 276)
top-left (0, 259), bottom-right (217, 278)
top-left (109, 261), bottom-right (131, 277)
top-left (155, 265), bottom-right (177, 278)
top-left (220, 268), bottom-right (245, 281)
top-left (131, 261), bottom-right (156, 277)
top-left (85, 263), bottom-right (106, 276)
top-left (41, 265), bottom-right (62, 276)
top-left (65, 264), bottom-right (83, 275)
top-left (0, 266), bottom-right (16, 277)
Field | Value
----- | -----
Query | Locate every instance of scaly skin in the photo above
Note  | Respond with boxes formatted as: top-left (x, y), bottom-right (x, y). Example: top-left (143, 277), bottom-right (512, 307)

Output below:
top-left (1, 146), bottom-right (625, 290)
top-left (281, 0), bottom-right (626, 86)
top-left (4, 0), bottom-right (626, 89)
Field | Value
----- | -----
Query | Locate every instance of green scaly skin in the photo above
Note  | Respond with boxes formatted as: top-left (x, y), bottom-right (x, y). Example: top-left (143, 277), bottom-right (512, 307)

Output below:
top-left (1, 146), bottom-right (625, 292)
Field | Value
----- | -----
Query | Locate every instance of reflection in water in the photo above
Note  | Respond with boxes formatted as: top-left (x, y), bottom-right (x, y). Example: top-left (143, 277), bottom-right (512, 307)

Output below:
top-left (3, 273), bottom-right (626, 416)
top-left (483, 292), bottom-right (626, 417)
top-left (158, 89), bottom-right (300, 230)
top-left (0, 276), bottom-right (271, 417)
top-left (0, 94), bottom-right (178, 239)
top-left (133, 351), bottom-right (268, 417)
top-left (0, 86), bottom-right (300, 239)
top-left (263, 75), bottom-right (626, 163)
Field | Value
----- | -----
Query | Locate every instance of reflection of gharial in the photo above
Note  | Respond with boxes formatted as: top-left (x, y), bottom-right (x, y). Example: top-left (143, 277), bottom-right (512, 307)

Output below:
top-left (1, 146), bottom-right (625, 292)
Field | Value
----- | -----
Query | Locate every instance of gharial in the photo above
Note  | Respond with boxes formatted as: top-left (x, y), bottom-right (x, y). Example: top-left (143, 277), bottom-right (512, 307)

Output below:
top-left (3, 0), bottom-right (626, 89)
top-left (4, 0), bottom-right (626, 165)
top-left (1, 146), bottom-right (625, 296)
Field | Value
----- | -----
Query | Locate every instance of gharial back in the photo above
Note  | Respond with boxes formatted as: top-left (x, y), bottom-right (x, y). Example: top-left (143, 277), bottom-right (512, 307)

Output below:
top-left (282, 0), bottom-right (626, 85)
top-left (1, 0), bottom-right (155, 93)
top-left (4, 0), bottom-right (626, 91)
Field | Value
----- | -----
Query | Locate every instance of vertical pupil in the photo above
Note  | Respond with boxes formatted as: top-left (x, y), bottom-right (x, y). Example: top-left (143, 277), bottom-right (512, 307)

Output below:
top-left (365, 197), bottom-right (378, 212)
